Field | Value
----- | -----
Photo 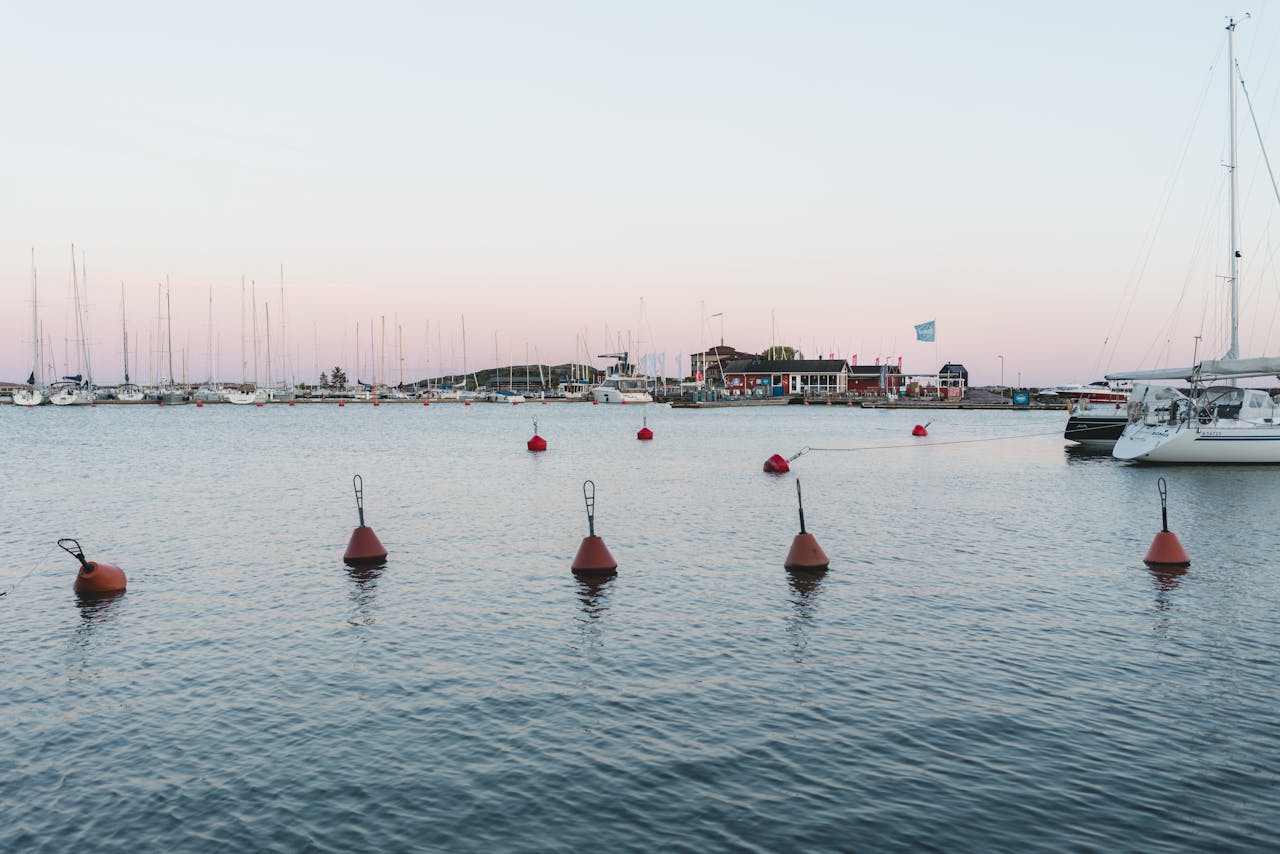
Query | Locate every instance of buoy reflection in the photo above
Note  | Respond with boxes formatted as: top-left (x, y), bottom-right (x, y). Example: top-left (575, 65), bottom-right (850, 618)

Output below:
top-left (785, 568), bottom-right (826, 660)
top-left (574, 575), bottom-right (614, 649)
top-left (1148, 564), bottom-right (1186, 591)
top-left (345, 563), bottom-right (383, 629)
top-left (72, 589), bottom-right (126, 651)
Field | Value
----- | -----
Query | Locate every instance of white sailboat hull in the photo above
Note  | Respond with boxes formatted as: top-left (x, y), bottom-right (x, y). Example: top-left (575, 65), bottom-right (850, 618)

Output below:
top-left (12, 388), bottom-right (44, 406)
top-left (49, 388), bottom-right (94, 406)
top-left (1113, 422), bottom-right (1280, 463)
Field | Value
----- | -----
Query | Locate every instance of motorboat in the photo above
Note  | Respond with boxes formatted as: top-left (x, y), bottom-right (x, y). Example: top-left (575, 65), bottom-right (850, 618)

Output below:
top-left (1061, 384), bottom-right (1132, 447)
top-left (486, 389), bottom-right (526, 404)
top-left (590, 352), bottom-right (654, 404)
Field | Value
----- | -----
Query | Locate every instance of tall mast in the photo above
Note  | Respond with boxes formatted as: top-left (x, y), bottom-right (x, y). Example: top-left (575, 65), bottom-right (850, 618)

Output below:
top-left (120, 283), bottom-right (129, 384)
top-left (207, 285), bottom-right (214, 384)
top-left (461, 314), bottom-right (469, 390)
top-left (251, 281), bottom-right (259, 386)
top-left (265, 302), bottom-right (273, 388)
top-left (279, 264), bottom-right (288, 386)
top-left (80, 250), bottom-right (93, 388)
top-left (1227, 15), bottom-right (1243, 360)
top-left (240, 276), bottom-right (247, 384)
top-left (30, 248), bottom-right (40, 385)
top-left (166, 277), bottom-right (176, 387)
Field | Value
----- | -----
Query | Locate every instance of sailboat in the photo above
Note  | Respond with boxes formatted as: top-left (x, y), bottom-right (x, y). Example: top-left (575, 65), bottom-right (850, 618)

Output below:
top-left (116, 284), bottom-right (145, 401)
top-left (1110, 16), bottom-right (1280, 463)
top-left (49, 246), bottom-right (95, 406)
top-left (14, 249), bottom-right (46, 407)
top-left (156, 279), bottom-right (189, 405)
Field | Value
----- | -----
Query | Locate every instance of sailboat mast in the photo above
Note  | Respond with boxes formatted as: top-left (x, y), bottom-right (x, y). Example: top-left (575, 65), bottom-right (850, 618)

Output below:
top-left (251, 281), bottom-right (259, 386)
top-left (207, 285), bottom-right (214, 384)
top-left (240, 276), bottom-right (248, 385)
top-left (265, 302), bottom-right (273, 388)
top-left (30, 248), bottom-right (40, 385)
top-left (121, 283), bottom-right (129, 383)
top-left (166, 278), bottom-right (176, 387)
top-left (80, 250), bottom-right (92, 388)
top-left (1228, 15), bottom-right (1242, 360)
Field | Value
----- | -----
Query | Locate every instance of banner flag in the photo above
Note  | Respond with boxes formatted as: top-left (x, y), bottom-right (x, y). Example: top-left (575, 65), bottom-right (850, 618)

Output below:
top-left (914, 320), bottom-right (936, 342)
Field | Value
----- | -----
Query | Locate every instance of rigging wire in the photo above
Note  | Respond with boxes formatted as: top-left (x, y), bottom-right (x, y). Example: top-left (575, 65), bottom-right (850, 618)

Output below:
top-left (1099, 51), bottom-right (1220, 377)
top-left (0, 550), bottom-right (59, 599)
top-left (787, 427), bottom-right (1067, 460)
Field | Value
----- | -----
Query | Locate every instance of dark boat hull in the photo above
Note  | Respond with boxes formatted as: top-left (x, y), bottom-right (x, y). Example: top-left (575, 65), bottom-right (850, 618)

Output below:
top-left (1065, 414), bottom-right (1127, 446)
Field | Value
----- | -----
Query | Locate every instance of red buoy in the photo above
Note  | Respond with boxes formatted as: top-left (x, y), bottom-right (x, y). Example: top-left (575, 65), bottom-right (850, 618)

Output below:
top-left (912, 423), bottom-right (929, 437)
top-left (1144, 478), bottom-right (1190, 568)
top-left (637, 416), bottom-right (653, 441)
top-left (763, 453), bottom-right (790, 474)
top-left (592, 400), bottom-right (598, 406)
top-left (528, 417), bottom-right (547, 452)
top-left (196, 401), bottom-right (204, 407)
top-left (571, 480), bottom-right (617, 575)
top-left (784, 481), bottom-right (829, 571)
top-left (60, 538), bottom-right (126, 596)
top-left (343, 475), bottom-right (388, 566)
top-left (339, 401), bottom-right (345, 407)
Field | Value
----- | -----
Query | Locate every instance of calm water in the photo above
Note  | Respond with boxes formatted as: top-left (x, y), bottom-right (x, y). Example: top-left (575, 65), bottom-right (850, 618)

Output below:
top-left (2, 402), bottom-right (1277, 851)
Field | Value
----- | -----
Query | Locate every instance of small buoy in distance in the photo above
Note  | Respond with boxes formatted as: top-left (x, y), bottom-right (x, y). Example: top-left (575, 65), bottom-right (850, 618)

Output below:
top-left (571, 480), bottom-right (617, 575)
top-left (763, 453), bottom-right (790, 474)
top-left (784, 480), bottom-right (829, 572)
top-left (912, 423), bottom-right (929, 437)
top-left (637, 415), bottom-right (653, 441)
top-left (528, 417), bottom-right (547, 452)
top-left (59, 538), bottom-right (126, 596)
top-left (1144, 477), bottom-right (1191, 568)
top-left (343, 475), bottom-right (388, 566)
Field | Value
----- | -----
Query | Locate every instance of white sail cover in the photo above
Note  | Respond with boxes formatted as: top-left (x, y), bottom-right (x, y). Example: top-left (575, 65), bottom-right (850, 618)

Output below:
top-left (1106, 356), bottom-right (1280, 382)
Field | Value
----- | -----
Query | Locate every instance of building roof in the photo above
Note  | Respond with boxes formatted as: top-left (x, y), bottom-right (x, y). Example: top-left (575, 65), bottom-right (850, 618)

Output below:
top-left (724, 358), bottom-right (850, 374)
top-left (849, 364), bottom-right (901, 376)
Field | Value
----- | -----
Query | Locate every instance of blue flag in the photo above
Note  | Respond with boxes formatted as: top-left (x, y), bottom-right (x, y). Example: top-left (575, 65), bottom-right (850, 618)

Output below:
top-left (914, 320), bottom-right (936, 342)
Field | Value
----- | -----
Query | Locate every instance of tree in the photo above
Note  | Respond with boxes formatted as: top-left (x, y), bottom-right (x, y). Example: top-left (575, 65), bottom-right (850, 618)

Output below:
top-left (319, 371), bottom-right (329, 387)
top-left (330, 366), bottom-right (348, 388)
top-left (761, 345), bottom-right (800, 360)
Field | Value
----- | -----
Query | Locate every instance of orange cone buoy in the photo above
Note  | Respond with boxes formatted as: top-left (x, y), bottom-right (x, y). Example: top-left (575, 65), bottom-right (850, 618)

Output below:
top-left (1144, 477), bottom-right (1190, 568)
top-left (784, 480), bottom-right (829, 571)
top-left (60, 538), bottom-right (126, 596)
top-left (637, 415), bottom-right (653, 441)
top-left (528, 417), bottom-right (547, 452)
top-left (912, 422), bottom-right (930, 437)
top-left (343, 475), bottom-right (388, 566)
top-left (763, 453), bottom-right (790, 474)
top-left (571, 480), bottom-right (617, 575)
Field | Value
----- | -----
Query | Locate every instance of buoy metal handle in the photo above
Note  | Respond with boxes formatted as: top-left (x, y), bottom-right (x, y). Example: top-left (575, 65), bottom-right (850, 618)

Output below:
top-left (788, 446), bottom-right (810, 462)
top-left (583, 479), bottom-right (597, 537)
top-left (1158, 476), bottom-right (1169, 532)
top-left (353, 474), bottom-right (366, 528)
top-left (796, 480), bottom-right (807, 534)
top-left (57, 538), bottom-right (90, 569)
top-left (533, 416), bottom-right (538, 434)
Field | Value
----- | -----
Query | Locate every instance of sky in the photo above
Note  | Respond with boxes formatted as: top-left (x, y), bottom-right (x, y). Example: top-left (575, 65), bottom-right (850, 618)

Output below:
top-left (8, 0), bottom-right (1280, 386)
